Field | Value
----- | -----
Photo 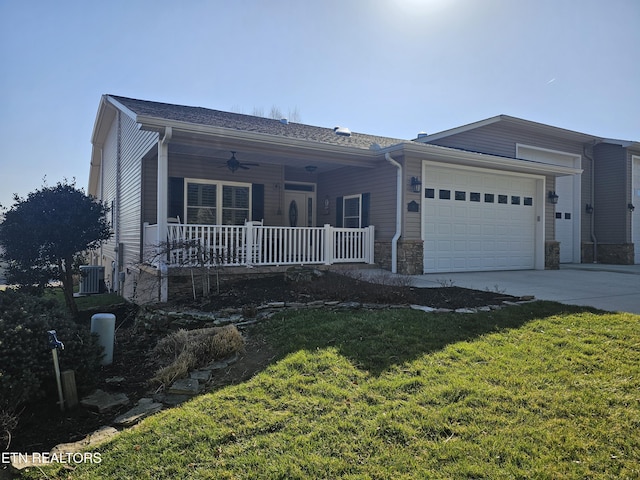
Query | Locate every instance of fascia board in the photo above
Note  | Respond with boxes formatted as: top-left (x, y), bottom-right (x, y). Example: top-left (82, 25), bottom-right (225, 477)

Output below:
top-left (416, 116), bottom-right (501, 142)
top-left (396, 143), bottom-right (582, 176)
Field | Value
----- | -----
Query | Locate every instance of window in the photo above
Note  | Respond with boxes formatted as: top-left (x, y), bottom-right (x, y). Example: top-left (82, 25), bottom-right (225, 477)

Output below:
top-left (470, 192), bottom-right (481, 202)
top-left (186, 180), bottom-right (251, 225)
top-left (485, 194), bottom-right (495, 203)
top-left (343, 195), bottom-right (362, 228)
top-left (455, 191), bottom-right (466, 201)
top-left (498, 195), bottom-right (508, 204)
top-left (187, 183), bottom-right (216, 224)
top-left (511, 196), bottom-right (520, 205)
top-left (524, 197), bottom-right (533, 206)
top-left (439, 189), bottom-right (451, 200)
top-left (222, 185), bottom-right (250, 225)
top-left (425, 188), bottom-right (435, 199)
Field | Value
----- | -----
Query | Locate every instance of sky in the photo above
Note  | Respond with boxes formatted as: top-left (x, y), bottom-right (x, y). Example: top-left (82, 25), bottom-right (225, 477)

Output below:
top-left (0, 0), bottom-right (638, 210)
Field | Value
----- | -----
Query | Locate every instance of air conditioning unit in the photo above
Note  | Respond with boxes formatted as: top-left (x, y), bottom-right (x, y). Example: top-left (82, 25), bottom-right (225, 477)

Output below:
top-left (79, 266), bottom-right (105, 295)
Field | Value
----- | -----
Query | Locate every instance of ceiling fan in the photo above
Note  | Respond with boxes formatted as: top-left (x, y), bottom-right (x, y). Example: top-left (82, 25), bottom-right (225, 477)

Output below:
top-left (223, 151), bottom-right (259, 173)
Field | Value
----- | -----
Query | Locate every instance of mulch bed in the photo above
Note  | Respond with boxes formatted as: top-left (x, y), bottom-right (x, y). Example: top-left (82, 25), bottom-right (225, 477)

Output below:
top-left (8, 271), bottom-right (519, 455)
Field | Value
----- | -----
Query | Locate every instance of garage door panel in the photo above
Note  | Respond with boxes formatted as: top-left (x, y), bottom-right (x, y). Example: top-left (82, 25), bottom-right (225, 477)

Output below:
top-left (424, 165), bottom-right (536, 273)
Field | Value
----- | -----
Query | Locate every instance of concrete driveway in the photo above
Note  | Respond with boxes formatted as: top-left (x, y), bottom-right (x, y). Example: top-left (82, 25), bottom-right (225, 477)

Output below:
top-left (411, 264), bottom-right (640, 314)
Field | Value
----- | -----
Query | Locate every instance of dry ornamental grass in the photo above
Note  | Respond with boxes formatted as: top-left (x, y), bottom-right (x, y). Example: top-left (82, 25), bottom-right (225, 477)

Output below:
top-left (150, 325), bottom-right (245, 386)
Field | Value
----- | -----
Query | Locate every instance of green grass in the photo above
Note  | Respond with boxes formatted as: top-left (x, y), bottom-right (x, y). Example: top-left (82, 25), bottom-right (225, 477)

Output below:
top-left (22, 302), bottom-right (640, 479)
top-left (43, 287), bottom-right (124, 310)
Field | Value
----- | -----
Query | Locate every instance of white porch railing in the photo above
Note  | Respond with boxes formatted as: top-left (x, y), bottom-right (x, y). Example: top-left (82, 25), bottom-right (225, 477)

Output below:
top-left (143, 222), bottom-right (375, 267)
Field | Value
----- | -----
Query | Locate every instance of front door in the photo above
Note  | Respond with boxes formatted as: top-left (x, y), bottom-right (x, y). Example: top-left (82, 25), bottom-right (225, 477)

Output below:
top-left (284, 184), bottom-right (315, 227)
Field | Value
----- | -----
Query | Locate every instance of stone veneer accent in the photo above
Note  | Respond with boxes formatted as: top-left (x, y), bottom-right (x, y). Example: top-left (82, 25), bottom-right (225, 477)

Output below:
top-left (375, 240), bottom-right (424, 275)
top-left (545, 241), bottom-right (560, 270)
top-left (594, 243), bottom-right (634, 265)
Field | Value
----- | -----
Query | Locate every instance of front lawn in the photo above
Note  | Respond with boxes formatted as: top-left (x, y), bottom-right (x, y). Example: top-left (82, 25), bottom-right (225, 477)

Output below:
top-left (21, 302), bottom-right (640, 479)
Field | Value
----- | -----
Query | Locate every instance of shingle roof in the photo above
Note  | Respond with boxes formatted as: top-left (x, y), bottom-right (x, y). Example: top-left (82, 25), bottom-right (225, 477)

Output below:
top-left (109, 95), bottom-right (405, 150)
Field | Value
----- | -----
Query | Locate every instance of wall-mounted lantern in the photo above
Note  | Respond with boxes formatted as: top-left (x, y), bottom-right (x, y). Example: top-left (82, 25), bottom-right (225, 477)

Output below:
top-left (628, 203), bottom-right (635, 212)
top-left (410, 177), bottom-right (422, 193)
top-left (548, 191), bottom-right (559, 205)
top-left (586, 203), bottom-right (594, 214)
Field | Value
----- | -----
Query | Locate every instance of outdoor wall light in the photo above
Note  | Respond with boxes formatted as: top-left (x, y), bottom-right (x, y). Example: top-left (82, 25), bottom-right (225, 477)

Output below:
top-left (548, 191), bottom-right (559, 205)
top-left (628, 203), bottom-right (635, 212)
top-left (586, 203), bottom-right (594, 214)
top-left (411, 176), bottom-right (422, 193)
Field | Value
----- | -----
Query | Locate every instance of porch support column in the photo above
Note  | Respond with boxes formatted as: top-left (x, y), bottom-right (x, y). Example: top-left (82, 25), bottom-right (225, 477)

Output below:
top-left (157, 127), bottom-right (172, 302)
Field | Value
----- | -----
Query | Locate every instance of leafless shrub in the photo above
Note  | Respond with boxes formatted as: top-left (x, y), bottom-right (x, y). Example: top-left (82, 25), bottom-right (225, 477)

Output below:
top-left (436, 278), bottom-right (456, 288)
top-left (1, 409), bottom-right (18, 451)
top-left (150, 325), bottom-right (245, 386)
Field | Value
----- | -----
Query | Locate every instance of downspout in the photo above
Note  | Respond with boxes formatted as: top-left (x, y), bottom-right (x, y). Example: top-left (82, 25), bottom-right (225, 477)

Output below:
top-left (158, 127), bottom-right (172, 302)
top-left (115, 112), bottom-right (122, 293)
top-left (385, 153), bottom-right (402, 274)
top-left (584, 144), bottom-right (597, 263)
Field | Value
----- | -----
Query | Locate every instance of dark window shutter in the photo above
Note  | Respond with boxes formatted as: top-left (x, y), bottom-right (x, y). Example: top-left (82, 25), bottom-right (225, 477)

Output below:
top-left (361, 192), bottom-right (370, 227)
top-left (168, 177), bottom-right (184, 221)
top-left (252, 184), bottom-right (264, 221)
top-left (336, 196), bottom-right (343, 227)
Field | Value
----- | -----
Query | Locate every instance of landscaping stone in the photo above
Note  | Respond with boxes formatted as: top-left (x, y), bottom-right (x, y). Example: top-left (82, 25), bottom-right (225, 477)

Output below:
top-left (114, 398), bottom-right (163, 427)
top-left (154, 392), bottom-right (193, 406)
top-left (455, 308), bottom-right (477, 313)
top-left (190, 369), bottom-right (212, 383)
top-left (80, 389), bottom-right (129, 413)
top-left (10, 427), bottom-right (118, 472)
top-left (168, 378), bottom-right (200, 395)
top-left (105, 376), bottom-right (125, 384)
top-left (410, 304), bottom-right (436, 313)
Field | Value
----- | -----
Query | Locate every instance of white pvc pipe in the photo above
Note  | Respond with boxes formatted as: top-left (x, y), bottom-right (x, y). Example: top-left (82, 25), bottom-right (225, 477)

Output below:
top-left (385, 153), bottom-right (402, 273)
top-left (91, 313), bottom-right (116, 365)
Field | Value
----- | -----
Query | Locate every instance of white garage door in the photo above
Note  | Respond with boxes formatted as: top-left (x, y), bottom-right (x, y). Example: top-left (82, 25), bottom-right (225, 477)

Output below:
top-left (423, 164), bottom-right (537, 273)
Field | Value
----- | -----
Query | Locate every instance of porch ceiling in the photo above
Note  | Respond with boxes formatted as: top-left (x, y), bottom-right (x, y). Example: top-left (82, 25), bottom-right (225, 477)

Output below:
top-left (167, 138), bottom-right (380, 172)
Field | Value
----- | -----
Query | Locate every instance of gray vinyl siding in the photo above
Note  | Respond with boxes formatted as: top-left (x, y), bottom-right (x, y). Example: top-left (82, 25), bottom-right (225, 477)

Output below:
top-left (100, 117), bottom-right (118, 266)
top-left (317, 160), bottom-right (397, 241)
top-left (403, 155), bottom-right (425, 240)
top-left (594, 144), bottom-right (627, 243)
top-left (118, 113), bottom-right (157, 267)
top-left (426, 123), bottom-right (585, 159)
top-left (98, 111), bottom-right (157, 273)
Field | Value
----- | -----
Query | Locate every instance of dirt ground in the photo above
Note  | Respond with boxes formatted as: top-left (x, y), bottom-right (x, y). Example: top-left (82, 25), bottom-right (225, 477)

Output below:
top-left (8, 270), bottom-right (518, 455)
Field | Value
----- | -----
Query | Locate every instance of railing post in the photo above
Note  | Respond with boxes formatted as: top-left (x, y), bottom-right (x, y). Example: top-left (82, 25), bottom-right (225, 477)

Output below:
top-left (367, 225), bottom-right (375, 264)
top-left (323, 224), bottom-right (333, 265)
top-left (245, 221), bottom-right (253, 265)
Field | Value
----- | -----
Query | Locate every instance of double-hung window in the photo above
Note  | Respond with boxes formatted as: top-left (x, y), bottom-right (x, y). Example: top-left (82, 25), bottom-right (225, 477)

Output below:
top-left (343, 194), bottom-right (362, 228)
top-left (185, 180), bottom-right (251, 225)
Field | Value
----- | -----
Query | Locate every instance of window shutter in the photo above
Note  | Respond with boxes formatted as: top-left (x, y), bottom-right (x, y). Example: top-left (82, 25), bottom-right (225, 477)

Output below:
top-left (252, 184), bottom-right (265, 221)
top-left (336, 196), bottom-right (343, 227)
top-left (361, 192), bottom-right (370, 227)
top-left (168, 177), bottom-right (184, 221)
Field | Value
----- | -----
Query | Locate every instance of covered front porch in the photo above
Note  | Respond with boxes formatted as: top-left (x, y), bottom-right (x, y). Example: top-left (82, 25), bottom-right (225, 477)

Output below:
top-left (144, 221), bottom-right (375, 268)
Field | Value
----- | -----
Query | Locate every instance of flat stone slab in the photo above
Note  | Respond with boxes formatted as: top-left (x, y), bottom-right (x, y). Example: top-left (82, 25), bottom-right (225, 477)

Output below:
top-left (154, 392), bottom-right (193, 406)
top-left (190, 369), bottom-right (212, 383)
top-left (410, 304), bottom-right (436, 313)
top-left (80, 389), bottom-right (129, 413)
top-left (114, 398), bottom-right (163, 427)
top-left (11, 427), bottom-right (118, 471)
top-left (168, 378), bottom-right (200, 395)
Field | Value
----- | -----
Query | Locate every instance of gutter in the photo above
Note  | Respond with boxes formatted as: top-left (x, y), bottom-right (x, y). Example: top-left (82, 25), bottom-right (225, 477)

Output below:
top-left (385, 153), bottom-right (402, 274)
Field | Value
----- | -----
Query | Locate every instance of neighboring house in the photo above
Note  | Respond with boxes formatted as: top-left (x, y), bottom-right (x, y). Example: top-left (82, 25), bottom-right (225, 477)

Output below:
top-left (88, 95), bottom-right (582, 302)
top-left (417, 115), bottom-right (640, 265)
